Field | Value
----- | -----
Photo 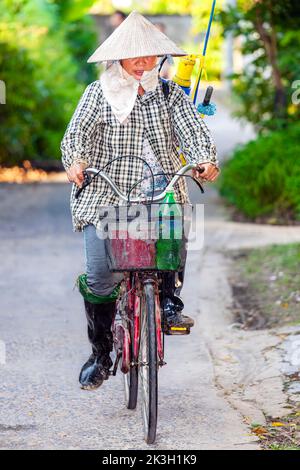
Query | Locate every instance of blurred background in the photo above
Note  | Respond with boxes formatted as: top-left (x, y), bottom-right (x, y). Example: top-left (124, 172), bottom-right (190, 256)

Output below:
top-left (0, 0), bottom-right (299, 222)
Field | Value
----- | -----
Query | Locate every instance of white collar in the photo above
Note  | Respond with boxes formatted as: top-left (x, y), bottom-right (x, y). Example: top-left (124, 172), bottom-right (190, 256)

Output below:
top-left (100, 61), bottom-right (159, 124)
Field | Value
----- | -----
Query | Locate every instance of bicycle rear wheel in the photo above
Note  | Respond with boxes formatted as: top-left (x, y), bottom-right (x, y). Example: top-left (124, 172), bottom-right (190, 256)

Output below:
top-left (121, 280), bottom-right (138, 410)
top-left (124, 314), bottom-right (138, 409)
top-left (139, 281), bottom-right (158, 444)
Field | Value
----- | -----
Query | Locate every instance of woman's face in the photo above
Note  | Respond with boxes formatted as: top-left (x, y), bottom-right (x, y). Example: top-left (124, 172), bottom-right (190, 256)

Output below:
top-left (120, 56), bottom-right (158, 80)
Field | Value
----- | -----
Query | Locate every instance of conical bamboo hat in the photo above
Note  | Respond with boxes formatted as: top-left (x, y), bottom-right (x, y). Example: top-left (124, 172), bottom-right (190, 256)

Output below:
top-left (87, 10), bottom-right (186, 63)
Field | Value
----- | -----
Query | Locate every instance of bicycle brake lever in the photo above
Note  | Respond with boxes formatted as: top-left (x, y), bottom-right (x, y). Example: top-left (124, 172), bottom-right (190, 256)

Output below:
top-left (75, 171), bottom-right (92, 199)
top-left (191, 166), bottom-right (205, 193)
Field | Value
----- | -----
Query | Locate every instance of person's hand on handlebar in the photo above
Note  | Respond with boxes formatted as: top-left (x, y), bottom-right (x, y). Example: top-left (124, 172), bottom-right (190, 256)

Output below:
top-left (192, 162), bottom-right (219, 182)
top-left (66, 162), bottom-right (88, 187)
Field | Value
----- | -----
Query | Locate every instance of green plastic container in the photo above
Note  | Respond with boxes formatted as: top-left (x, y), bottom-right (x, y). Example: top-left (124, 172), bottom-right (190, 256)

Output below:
top-left (156, 190), bottom-right (183, 270)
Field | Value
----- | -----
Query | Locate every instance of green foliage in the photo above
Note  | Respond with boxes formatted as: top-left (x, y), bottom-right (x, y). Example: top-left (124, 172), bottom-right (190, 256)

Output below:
top-left (65, 15), bottom-right (98, 85)
top-left (219, 122), bottom-right (300, 221)
top-left (134, 0), bottom-right (192, 15)
top-left (132, 0), bottom-right (224, 81)
top-left (53, 0), bottom-right (96, 22)
top-left (0, 0), bottom-right (98, 165)
top-left (220, 0), bottom-right (300, 132)
top-left (0, 42), bottom-right (39, 164)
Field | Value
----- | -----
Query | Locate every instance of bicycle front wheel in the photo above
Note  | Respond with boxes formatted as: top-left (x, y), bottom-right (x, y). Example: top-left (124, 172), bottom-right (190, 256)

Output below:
top-left (139, 281), bottom-right (158, 444)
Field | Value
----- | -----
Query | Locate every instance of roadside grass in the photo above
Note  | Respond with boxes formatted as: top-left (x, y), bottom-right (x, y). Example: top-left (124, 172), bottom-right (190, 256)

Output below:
top-left (251, 413), bottom-right (300, 450)
top-left (229, 243), bottom-right (300, 328)
top-left (230, 243), bottom-right (300, 450)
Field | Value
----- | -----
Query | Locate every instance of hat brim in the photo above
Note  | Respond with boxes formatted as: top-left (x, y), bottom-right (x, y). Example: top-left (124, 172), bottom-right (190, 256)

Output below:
top-left (87, 11), bottom-right (187, 64)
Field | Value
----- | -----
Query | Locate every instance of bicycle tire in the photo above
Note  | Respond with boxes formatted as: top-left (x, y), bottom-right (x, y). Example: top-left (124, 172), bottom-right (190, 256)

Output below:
top-left (121, 282), bottom-right (138, 410)
top-left (124, 314), bottom-right (138, 409)
top-left (139, 281), bottom-right (158, 444)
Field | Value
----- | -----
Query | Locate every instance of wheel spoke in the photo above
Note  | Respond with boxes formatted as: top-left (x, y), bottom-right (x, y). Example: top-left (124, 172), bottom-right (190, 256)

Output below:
top-left (138, 283), bottom-right (158, 444)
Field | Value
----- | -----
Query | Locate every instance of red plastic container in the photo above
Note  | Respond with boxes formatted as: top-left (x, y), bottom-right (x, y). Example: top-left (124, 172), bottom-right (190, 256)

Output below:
top-left (108, 229), bottom-right (156, 270)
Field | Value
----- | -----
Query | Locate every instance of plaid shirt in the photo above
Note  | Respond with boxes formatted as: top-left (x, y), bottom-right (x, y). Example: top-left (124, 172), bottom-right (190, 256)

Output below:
top-left (61, 78), bottom-right (218, 232)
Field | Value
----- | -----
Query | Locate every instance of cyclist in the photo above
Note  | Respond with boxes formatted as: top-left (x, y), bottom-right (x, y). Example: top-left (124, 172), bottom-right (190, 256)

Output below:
top-left (61, 11), bottom-right (220, 390)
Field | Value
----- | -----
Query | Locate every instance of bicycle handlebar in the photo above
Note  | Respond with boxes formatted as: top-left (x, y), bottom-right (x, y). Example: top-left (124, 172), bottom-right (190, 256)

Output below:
top-left (75, 163), bottom-right (204, 203)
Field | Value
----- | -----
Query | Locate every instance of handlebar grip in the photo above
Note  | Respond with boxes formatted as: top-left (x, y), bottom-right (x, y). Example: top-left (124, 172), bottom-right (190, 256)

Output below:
top-left (202, 86), bottom-right (214, 106)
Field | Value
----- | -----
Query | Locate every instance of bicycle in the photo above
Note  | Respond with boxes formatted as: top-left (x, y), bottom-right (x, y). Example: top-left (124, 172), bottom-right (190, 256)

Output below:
top-left (75, 161), bottom-right (204, 444)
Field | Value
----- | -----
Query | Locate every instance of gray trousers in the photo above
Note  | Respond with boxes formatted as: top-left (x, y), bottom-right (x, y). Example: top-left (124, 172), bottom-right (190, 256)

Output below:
top-left (83, 224), bottom-right (123, 297)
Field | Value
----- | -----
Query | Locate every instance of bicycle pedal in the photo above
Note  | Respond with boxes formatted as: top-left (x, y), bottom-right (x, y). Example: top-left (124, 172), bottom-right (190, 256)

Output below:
top-left (164, 325), bottom-right (190, 336)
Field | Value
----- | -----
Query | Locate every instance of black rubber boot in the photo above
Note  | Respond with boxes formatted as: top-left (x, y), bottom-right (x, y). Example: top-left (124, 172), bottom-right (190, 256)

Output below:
top-left (79, 300), bottom-right (115, 390)
top-left (161, 272), bottom-right (194, 329)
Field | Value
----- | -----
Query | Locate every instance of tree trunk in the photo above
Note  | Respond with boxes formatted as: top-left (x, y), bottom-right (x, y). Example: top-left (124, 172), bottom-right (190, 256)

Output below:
top-left (255, 12), bottom-right (286, 118)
